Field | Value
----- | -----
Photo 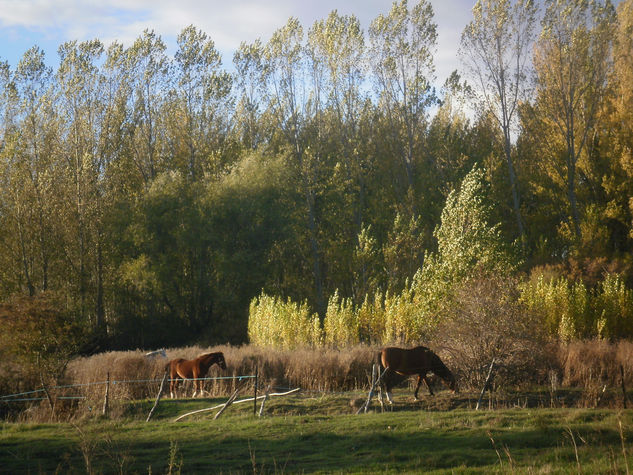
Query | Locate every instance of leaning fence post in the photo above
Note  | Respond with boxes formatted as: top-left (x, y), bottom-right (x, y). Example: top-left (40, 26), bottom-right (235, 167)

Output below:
top-left (357, 366), bottom-right (387, 415)
top-left (476, 358), bottom-right (495, 411)
top-left (146, 370), bottom-right (169, 422)
top-left (214, 387), bottom-right (240, 420)
top-left (102, 372), bottom-right (110, 417)
top-left (259, 385), bottom-right (271, 417)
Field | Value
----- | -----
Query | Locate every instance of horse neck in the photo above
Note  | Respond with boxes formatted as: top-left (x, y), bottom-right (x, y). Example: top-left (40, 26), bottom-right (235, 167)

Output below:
top-left (431, 355), bottom-right (452, 381)
top-left (199, 353), bottom-right (219, 369)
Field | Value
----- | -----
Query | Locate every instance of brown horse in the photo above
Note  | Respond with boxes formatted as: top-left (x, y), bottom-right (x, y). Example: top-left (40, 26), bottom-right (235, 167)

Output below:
top-left (378, 346), bottom-right (457, 404)
top-left (167, 352), bottom-right (227, 398)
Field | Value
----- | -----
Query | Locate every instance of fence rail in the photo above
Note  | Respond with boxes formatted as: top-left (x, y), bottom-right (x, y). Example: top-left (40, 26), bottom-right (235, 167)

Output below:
top-left (0, 375), bottom-right (257, 403)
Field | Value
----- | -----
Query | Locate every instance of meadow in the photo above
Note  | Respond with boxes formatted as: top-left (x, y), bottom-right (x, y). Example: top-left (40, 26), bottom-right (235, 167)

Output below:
top-left (2, 391), bottom-right (633, 474)
top-left (2, 341), bottom-right (633, 473)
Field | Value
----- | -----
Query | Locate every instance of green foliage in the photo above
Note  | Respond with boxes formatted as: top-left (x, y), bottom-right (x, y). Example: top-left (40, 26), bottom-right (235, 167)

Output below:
top-left (1, 4), bottom-right (633, 352)
top-left (0, 293), bottom-right (88, 381)
top-left (383, 213), bottom-right (425, 291)
top-left (323, 290), bottom-right (359, 347)
top-left (248, 293), bottom-right (322, 348)
top-left (433, 164), bottom-right (518, 280)
top-left (520, 273), bottom-right (633, 341)
top-left (594, 274), bottom-right (633, 339)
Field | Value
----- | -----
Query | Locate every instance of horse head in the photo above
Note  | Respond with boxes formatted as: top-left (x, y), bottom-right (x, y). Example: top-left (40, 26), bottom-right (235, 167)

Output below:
top-left (216, 352), bottom-right (227, 370)
top-left (445, 371), bottom-right (458, 394)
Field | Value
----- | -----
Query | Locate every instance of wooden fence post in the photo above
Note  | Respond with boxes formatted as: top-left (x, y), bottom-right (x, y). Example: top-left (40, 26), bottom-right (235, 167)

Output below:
top-left (621, 364), bottom-right (627, 409)
top-left (254, 366), bottom-right (258, 416)
top-left (357, 366), bottom-right (387, 415)
top-left (146, 371), bottom-right (169, 422)
top-left (259, 385), bottom-right (271, 417)
top-left (102, 372), bottom-right (110, 417)
top-left (476, 358), bottom-right (495, 411)
top-left (214, 388), bottom-right (240, 420)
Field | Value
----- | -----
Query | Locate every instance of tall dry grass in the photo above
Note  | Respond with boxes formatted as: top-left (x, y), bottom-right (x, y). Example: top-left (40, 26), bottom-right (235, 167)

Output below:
top-left (559, 340), bottom-right (633, 387)
top-left (4, 340), bottom-right (633, 421)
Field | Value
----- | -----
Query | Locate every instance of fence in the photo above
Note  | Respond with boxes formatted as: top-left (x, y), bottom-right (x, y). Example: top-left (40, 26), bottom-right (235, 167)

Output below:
top-left (0, 374), bottom-right (258, 407)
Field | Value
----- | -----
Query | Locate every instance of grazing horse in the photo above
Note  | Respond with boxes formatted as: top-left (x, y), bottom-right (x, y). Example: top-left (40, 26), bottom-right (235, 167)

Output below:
top-left (167, 352), bottom-right (227, 398)
top-left (378, 346), bottom-right (457, 404)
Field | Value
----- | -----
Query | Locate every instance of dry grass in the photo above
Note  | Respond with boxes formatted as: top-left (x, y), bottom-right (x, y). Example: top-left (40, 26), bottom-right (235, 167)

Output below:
top-left (4, 340), bottom-right (633, 421)
top-left (559, 340), bottom-right (633, 387)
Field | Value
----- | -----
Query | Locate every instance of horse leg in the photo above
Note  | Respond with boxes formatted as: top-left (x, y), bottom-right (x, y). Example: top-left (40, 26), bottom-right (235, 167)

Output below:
top-left (170, 377), bottom-right (179, 399)
top-left (414, 375), bottom-right (423, 401)
top-left (423, 375), bottom-right (434, 396)
top-left (385, 379), bottom-right (394, 405)
top-left (382, 368), bottom-right (394, 404)
top-left (192, 371), bottom-right (201, 397)
top-left (378, 381), bottom-right (385, 408)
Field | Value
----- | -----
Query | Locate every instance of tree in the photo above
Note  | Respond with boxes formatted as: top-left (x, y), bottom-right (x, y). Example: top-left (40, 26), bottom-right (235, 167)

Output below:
top-left (0, 293), bottom-right (88, 386)
top-left (125, 30), bottom-right (170, 185)
top-left (170, 25), bottom-right (232, 180)
top-left (431, 164), bottom-right (519, 282)
top-left (2, 47), bottom-right (57, 297)
top-left (369, 0), bottom-right (438, 209)
top-left (460, 0), bottom-right (538, 247)
top-left (262, 18), bottom-right (327, 316)
top-left (56, 39), bottom-right (112, 328)
top-left (306, 11), bottom-right (370, 299)
top-left (233, 39), bottom-right (266, 151)
top-left (533, 0), bottom-right (616, 240)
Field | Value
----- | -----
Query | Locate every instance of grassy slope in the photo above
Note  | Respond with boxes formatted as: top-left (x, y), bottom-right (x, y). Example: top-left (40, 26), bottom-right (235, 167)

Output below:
top-left (2, 391), bottom-right (633, 474)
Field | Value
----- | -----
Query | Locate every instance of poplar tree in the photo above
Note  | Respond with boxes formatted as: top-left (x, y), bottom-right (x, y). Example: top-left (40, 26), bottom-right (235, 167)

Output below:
top-left (460, 0), bottom-right (538, 247)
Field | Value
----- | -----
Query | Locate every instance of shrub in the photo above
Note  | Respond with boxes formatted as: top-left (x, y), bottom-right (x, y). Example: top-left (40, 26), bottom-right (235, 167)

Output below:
top-left (521, 273), bottom-right (633, 340)
top-left (595, 274), bottom-right (633, 338)
top-left (248, 293), bottom-right (322, 348)
top-left (436, 275), bottom-right (550, 388)
top-left (0, 293), bottom-right (88, 391)
top-left (323, 290), bottom-right (359, 347)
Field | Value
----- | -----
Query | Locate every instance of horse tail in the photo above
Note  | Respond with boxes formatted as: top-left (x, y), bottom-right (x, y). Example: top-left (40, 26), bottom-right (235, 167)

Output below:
top-left (377, 350), bottom-right (385, 371)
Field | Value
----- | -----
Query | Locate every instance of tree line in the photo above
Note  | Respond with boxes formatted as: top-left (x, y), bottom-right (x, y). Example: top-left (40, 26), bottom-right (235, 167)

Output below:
top-left (0, 0), bottom-right (632, 350)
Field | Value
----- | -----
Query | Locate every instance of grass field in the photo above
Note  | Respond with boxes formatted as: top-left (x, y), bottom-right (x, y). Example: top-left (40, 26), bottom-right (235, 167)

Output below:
top-left (2, 388), bottom-right (633, 474)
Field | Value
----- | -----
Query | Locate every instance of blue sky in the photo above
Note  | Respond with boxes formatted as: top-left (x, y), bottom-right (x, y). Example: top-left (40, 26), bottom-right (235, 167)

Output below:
top-left (0, 0), bottom-right (474, 87)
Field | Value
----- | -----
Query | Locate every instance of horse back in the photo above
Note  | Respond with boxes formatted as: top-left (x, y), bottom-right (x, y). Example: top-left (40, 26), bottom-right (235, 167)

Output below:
top-left (167, 358), bottom-right (190, 378)
top-left (381, 346), bottom-right (432, 375)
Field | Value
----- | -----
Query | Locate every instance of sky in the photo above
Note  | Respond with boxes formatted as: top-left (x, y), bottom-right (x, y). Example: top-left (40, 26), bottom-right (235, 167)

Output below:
top-left (0, 0), bottom-right (475, 88)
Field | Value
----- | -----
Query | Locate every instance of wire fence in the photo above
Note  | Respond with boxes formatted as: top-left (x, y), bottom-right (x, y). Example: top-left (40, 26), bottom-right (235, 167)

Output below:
top-left (0, 375), bottom-right (257, 403)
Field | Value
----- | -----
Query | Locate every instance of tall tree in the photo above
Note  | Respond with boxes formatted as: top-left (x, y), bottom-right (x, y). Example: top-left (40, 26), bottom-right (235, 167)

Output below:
top-left (533, 0), bottom-right (616, 240)
top-left (307, 11), bottom-right (367, 230)
top-left (460, 0), bottom-right (538, 247)
top-left (171, 25), bottom-right (232, 180)
top-left (233, 39), bottom-right (265, 151)
top-left (1, 48), bottom-right (56, 297)
top-left (125, 30), bottom-right (170, 186)
top-left (57, 39), bottom-right (115, 328)
top-left (368, 0), bottom-right (438, 211)
top-left (262, 18), bottom-right (326, 316)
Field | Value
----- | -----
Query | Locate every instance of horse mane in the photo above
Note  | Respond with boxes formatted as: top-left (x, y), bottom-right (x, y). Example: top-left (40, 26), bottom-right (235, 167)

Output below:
top-left (198, 352), bottom-right (221, 365)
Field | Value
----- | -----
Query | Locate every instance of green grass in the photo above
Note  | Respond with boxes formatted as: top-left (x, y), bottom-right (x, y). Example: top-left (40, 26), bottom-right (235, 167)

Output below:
top-left (2, 390), bottom-right (633, 474)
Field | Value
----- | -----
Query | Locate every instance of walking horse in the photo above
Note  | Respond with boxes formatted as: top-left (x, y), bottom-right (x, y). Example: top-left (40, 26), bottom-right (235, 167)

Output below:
top-left (166, 352), bottom-right (227, 398)
top-left (378, 346), bottom-right (457, 404)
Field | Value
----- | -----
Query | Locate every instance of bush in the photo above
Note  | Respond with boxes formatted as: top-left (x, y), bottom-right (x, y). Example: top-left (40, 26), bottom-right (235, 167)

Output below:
top-left (248, 293), bottom-right (322, 348)
top-left (521, 273), bottom-right (633, 340)
top-left (323, 290), bottom-right (360, 347)
top-left (0, 293), bottom-right (88, 393)
top-left (435, 275), bottom-right (550, 388)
